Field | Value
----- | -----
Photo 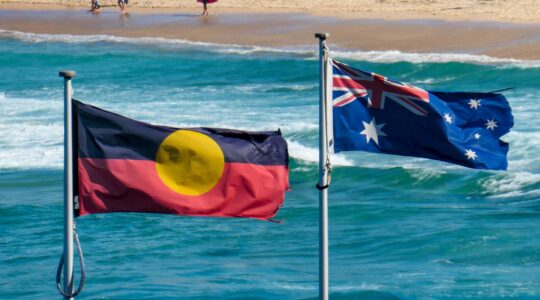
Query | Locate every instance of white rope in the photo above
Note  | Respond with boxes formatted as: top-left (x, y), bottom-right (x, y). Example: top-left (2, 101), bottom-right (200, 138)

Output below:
top-left (56, 223), bottom-right (86, 298)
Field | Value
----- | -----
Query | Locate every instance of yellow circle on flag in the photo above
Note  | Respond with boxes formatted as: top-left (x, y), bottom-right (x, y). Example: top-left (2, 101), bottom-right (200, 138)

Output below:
top-left (155, 130), bottom-right (225, 196)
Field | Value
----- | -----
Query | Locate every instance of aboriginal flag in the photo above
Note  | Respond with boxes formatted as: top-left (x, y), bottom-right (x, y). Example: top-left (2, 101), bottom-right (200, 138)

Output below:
top-left (74, 100), bottom-right (289, 220)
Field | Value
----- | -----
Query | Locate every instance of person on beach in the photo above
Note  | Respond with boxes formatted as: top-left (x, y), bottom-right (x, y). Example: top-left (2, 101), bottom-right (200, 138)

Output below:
top-left (198, 0), bottom-right (217, 16)
top-left (201, 0), bottom-right (209, 16)
top-left (118, 0), bottom-right (128, 14)
top-left (89, 0), bottom-right (100, 12)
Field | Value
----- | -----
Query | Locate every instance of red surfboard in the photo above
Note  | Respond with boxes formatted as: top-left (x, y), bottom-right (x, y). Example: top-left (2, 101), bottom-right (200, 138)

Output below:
top-left (198, 0), bottom-right (218, 3)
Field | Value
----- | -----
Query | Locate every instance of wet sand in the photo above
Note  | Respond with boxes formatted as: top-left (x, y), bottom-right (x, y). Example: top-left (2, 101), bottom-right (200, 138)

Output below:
top-left (1, 5), bottom-right (540, 60)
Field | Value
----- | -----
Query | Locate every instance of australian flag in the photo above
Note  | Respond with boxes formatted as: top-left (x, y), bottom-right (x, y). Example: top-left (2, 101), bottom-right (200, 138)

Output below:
top-left (331, 59), bottom-right (514, 170)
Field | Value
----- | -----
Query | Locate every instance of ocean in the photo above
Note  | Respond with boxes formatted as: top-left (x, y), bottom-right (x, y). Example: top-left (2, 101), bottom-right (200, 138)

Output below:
top-left (0, 29), bottom-right (539, 299)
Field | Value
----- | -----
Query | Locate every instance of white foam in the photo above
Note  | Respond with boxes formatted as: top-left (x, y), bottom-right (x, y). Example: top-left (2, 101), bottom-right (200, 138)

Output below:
top-left (502, 130), bottom-right (540, 172)
top-left (332, 283), bottom-right (386, 292)
top-left (432, 259), bottom-right (455, 264)
top-left (287, 140), bottom-right (353, 166)
top-left (481, 172), bottom-right (540, 199)
top-left (272, 282), bottom-right (385, 292)
top-left (411, 76), bottom-right (456, 85)
top-left (331, 49), bottom-right (540, 68)
top-left (0, 29), bottom-right (311, 57)
top-left (333, 150), bottom-right (465, 172)
top-left (0, 94), bottom-right (63, 170)
top-left (0, 143), bottom-right (62, 169)
top-left (226, 83), bottom-right (317, 93)
top-left (280, 122), bottom-right (318, 133)
top-left (215, 46), bottom-right (311, 57)
top-left (0, 29), bottom-right (205, 46)
top-left (405, 167), bottom-right (446, 181)
top-left (272, 282), bottom-right (316, 291)
top-left (0, 122), bottom-right (63, 169)
top-left (2, 30), bottom-right (540, 67)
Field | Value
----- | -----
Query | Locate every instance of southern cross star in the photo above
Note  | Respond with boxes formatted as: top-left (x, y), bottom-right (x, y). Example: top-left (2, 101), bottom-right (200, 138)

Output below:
top-left (360, 117), bottom-right (387, 145)
top-left (468, 99), bottom-right (481, 109)
top-left (474, 133), bottom-right (481, 139)
top-left (443, 113), bottom-right (453, 124)
top-left (486, 119), bottom-right (498, 130)
top-left (465, 149), bottom-right (477, 160)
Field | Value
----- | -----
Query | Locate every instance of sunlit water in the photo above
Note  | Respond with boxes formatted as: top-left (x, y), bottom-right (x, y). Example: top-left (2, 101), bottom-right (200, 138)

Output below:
top-left (0, 30), bottom-right (539, 299)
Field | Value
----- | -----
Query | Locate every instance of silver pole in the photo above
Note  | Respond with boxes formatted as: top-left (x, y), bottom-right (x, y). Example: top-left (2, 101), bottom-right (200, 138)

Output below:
top-left (59, 70), bottom-right (76, 300)
top-left (315, 32), bottom-right (330, 300)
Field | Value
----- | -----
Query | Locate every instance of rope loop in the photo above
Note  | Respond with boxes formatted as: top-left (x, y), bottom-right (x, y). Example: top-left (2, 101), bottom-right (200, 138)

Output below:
top-left (325, 156), bottom-right (333, 186)
top-left (316, 156), bottom-right (333, 190)
top-left (56, 224), bottom-right (86, 298)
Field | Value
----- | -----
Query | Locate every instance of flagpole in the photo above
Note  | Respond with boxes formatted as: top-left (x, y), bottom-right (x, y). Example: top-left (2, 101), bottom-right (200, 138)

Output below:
top-left (59, 70), bottom-right (76, 300)
top-left (315, 32), bottom-right (330, 300)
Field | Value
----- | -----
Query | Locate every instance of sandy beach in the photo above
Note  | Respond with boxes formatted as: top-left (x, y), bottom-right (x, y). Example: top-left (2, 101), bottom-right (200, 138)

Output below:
top-left (1, 1), bottom-right (540, 60)
top-left (2, 0), bottom-right (540, 23)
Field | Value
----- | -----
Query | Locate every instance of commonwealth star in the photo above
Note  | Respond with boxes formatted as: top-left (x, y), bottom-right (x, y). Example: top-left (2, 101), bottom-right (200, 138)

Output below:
top-left (360, 117), bottom-right (387, 145)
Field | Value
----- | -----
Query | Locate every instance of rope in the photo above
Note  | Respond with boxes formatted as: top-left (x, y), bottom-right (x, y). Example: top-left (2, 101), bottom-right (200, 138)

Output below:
top-left (56, 224), bottom-right (86, 298)
top-left (488, 87), bottom-right (514, 93)
top-left (316, 155), bottom-right (333, 189)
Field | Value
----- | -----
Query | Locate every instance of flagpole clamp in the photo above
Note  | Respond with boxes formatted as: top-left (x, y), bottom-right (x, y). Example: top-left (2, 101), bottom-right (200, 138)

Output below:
top-left (316, 183), bottom-right (329, 190)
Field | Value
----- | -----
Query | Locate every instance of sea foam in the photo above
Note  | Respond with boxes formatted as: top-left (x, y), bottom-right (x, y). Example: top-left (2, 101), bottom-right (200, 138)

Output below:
top-left (2, 30), bottom-right (540, 67)
top-left (287, 140), bottom-right (353, 166)
top-left (332, 49), bottom-right (540, 67)
top-left (481, 172), bottom-right (540, 199)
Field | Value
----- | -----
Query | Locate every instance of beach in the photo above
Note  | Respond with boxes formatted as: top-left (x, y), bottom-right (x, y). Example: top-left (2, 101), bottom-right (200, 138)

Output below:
top-left (2, 0), bottom-right (540, 23)
top-left (1, 1), bottom-right (540, 60)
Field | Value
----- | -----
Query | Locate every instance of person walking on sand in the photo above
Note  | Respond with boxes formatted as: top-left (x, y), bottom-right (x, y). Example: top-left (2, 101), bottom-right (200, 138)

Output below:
top-left (89, 0), bottom-right (100, 12)
top-left (198, 0), bottom-right (217, 16)
top-left (118, 0), bottom-right (128, 14)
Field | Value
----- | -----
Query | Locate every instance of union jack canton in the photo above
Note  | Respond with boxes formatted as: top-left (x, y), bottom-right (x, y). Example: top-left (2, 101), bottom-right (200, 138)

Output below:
top-left (331, 59), bottom-right (514, 170)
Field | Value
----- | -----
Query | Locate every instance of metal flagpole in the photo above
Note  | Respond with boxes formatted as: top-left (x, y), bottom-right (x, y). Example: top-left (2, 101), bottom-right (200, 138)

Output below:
top-left (315, 32), bottom-right (331, 300)
top-left (59, 70), bottom-right (76, 300)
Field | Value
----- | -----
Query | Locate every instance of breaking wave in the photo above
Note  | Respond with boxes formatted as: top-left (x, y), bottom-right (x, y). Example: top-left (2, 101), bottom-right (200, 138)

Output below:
top-left (2, 30), bottom-right (540, 67)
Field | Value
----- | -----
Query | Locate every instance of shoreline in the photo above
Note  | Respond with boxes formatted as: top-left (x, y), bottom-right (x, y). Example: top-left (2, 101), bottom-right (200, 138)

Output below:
top-left (2, 1), bottom-right (540, 24)
top-left (1, 4), bottom-right (540, 61)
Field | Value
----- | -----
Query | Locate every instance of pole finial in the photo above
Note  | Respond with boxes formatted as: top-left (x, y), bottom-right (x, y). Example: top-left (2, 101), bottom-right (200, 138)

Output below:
top-left (315, 33), bottom-right (330, 40)
top-left (59, 70), bottom-right (77, 79)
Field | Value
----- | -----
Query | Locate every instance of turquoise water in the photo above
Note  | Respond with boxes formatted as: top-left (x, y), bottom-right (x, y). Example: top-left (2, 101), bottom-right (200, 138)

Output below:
top-left (1, 30), bottom-right (540, 299)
